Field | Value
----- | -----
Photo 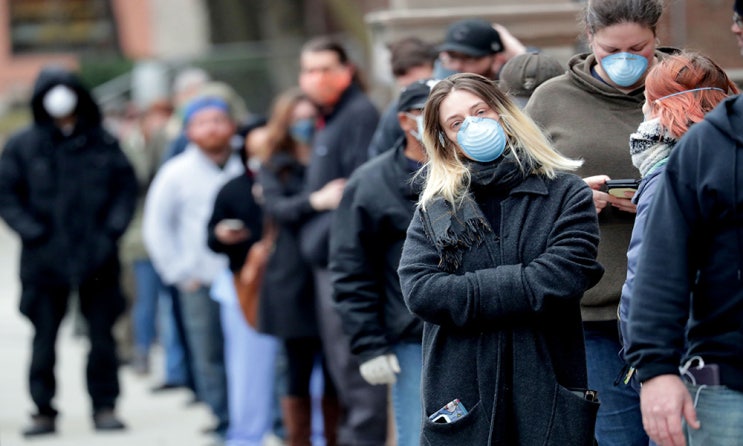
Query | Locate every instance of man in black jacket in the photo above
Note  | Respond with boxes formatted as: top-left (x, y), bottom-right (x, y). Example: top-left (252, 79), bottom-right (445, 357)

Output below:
top-left (297, 37), bottom-right (384, 445)
top-left (0, 66), bottom-right (137, 436)
top-left (330, 79), bottom-right (431, 446)
top-left (626, 93), bottom-right (743, 445)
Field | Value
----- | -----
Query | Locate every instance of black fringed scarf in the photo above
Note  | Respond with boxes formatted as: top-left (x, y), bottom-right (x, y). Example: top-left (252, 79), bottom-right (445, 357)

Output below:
top-left (425, 153), bottom-right (530, 271)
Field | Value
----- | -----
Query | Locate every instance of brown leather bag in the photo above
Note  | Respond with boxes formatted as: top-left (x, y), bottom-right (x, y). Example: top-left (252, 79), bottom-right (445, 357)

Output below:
top-left (235, 220), bottom-right (276, 328)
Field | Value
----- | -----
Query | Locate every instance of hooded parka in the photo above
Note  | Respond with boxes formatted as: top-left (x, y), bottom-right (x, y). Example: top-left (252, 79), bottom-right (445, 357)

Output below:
top-left (0, 67), bottom-right (137, 312)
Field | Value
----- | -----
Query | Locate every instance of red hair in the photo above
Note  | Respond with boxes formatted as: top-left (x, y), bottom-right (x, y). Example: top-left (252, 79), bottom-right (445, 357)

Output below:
top-left (644, 52), bottom-right (739, 138)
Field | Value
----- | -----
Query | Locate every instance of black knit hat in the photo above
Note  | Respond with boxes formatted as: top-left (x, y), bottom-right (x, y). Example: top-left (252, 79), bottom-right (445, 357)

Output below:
top-left (736, 0), bottom-right (743, 15)
top-left (438, 19), bottom-right (503, 57)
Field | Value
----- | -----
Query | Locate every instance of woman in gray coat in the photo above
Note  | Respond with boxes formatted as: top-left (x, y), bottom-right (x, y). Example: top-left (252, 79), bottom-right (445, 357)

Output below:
top-left (398, 73), bottom-right (604, 445)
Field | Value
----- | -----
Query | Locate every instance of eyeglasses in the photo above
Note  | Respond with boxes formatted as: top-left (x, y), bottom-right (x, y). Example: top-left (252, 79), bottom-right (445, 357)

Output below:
top-left (734, 12), bottom-right (743, 29)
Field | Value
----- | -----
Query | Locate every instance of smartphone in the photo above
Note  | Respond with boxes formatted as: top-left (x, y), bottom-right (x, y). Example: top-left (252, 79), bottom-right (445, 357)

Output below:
top-left (221, 218), bottom-right (245, 230)
top-left (685, 363), bottom-right (720, 386)
top-left (428, 399), bottom-right (468, 424)
top-left (605, 179), bottom-right (640, 198)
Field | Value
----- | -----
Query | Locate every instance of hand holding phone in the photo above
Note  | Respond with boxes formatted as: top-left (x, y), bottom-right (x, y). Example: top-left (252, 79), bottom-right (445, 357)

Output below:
top-left (605, 179), bottom-right (640, 198)
top-left (220, 219), bottom-right (245, 231)
top-left (215, 219), bottom-right (250, 245)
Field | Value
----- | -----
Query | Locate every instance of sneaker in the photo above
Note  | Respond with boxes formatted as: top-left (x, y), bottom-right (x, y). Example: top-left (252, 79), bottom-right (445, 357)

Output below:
top-left (21, 414), bottom-right (56, 437)
top-left (93, 409), bottom-right (126, 431)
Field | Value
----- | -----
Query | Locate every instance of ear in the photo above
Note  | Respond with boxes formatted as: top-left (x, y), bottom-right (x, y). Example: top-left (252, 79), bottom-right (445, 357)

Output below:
top-left (585, 31), bottom-right (594, 47)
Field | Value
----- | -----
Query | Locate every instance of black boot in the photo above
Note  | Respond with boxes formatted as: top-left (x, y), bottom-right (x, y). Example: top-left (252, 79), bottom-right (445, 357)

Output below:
top-left (22, 413), bottom-right (56, 437)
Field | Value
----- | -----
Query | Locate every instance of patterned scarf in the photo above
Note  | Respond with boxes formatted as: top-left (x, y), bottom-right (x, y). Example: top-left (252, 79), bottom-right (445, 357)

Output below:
top-left (629, 118), bottom-right (677, 178)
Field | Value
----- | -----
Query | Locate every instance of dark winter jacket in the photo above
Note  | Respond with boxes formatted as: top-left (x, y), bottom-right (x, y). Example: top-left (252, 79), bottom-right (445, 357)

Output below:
top-left (300, 83), bottom-right (379, 267)
top-left (626, 95), bottom-right (743, 393)
top-left (0, 67), bottom-right (137, 294)
top-left (207, 172), bottom-right (263, 272)
top-left (257, 152), bottom-right (318, 339)
top-left (366, 98), bottom-right (404, 158)
top-left (398, 158), bottom-right (603, 445)
top-left (330, 143), bottom-right (424, 363)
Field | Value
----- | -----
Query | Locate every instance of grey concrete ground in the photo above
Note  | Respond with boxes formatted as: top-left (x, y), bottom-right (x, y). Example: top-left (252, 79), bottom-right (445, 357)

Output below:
top-left (0, 221), bottom-right (219, 446)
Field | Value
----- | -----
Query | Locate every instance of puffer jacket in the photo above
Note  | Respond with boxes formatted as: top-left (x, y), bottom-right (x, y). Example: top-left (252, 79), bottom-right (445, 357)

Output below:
top-left (0, 67), bottom-right (137, 293)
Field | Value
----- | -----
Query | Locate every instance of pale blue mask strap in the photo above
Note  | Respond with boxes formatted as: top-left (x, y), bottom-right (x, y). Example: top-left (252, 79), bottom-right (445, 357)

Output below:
top-left (655, 87), bottom-right (727, 103)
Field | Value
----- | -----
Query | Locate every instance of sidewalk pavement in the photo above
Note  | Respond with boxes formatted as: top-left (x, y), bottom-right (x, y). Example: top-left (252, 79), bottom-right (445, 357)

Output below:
top-left (0, 221), bottom-right (220, 446)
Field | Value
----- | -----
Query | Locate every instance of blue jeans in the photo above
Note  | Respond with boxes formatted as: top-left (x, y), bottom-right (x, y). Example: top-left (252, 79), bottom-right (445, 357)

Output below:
top-left (685, 384), bottom-right (743, 446)
top-left (584, 321), bottom-right (648, 446)
top-left (179, 285), bottom-right (228, 429)
top-left (391, 342), bottom-right (422, 446)
top-left (220, 300), bottom-right (279, 445)
top-left (158, 286), bottom-right (189, 386)
top-left (132, 259), bottom-right (161, 355)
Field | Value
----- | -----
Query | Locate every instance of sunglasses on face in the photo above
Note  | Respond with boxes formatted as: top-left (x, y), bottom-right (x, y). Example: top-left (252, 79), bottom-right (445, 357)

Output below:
top-left (734, 12), bottom-right (743, 29)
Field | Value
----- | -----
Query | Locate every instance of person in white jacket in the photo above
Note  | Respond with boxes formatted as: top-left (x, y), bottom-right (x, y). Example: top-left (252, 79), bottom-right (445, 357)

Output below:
top-left (143, 96), bottom-right (243, 440)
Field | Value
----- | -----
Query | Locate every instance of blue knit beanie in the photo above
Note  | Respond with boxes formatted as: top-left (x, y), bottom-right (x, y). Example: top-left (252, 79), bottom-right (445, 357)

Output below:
top-left (183, 96), bottom-right (230, 125)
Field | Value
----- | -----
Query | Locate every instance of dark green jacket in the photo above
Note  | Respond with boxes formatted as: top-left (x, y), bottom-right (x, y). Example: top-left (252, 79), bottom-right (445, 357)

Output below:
top-left (525, 48), bottom-right (678, 321)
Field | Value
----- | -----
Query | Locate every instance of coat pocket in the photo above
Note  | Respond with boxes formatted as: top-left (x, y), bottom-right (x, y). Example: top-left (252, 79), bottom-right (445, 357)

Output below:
top-left (421, 401), bottom-right (489, 445)
top-left (545, 385), bottom-right (599, 446)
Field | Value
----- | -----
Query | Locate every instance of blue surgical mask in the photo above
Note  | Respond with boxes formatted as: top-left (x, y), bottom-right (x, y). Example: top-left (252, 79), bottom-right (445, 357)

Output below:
top-left (289, 118), bottom-right (315, 145)
top-left (600, 52), bottom-right (649, 87)
top-left (456, 116), bottom-right (507, 163)
top-left (405, 113), bottom-right (425, 142)
top-left (433, 59), bottom-right (459, 80)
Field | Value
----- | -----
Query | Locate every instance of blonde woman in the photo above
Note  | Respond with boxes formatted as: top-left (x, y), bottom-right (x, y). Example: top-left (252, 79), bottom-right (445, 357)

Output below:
top-left (397, 73), bottom-right (604, 445)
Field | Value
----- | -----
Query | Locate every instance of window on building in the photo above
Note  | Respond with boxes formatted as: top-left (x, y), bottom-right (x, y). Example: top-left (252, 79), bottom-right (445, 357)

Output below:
top-left (9, 0), bottom-right (119, 54)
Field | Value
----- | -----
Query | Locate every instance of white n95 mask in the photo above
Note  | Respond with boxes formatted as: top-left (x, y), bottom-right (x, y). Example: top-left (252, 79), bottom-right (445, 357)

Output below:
top-left (43, 85), bottom-right (78, 118)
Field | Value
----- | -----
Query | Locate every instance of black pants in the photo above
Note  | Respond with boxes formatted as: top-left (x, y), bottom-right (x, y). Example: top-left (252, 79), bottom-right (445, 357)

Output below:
top-left (22, 265), bottom-right (124, 416)
top-left (284, 336), bottom-right (336, 398)
top-left (313, 268), bottom-right (388, 446)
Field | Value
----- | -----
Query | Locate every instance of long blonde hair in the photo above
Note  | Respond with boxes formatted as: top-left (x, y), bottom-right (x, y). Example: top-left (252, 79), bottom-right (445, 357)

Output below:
top-left (419, 73), bottom-right (582, 208)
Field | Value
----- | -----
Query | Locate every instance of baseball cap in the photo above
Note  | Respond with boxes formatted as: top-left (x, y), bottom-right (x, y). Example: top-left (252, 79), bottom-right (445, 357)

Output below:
top-left (397, 79), bottom-right (439, 112)
top-left (498, 52), bottom-right (564, 106)
top-left (438, 19), bottom-right (503, 57)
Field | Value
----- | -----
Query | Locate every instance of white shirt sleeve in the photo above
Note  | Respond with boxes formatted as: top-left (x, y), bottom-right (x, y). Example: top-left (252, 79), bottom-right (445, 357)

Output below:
top-left (142, 165), bottom-right (191, 285)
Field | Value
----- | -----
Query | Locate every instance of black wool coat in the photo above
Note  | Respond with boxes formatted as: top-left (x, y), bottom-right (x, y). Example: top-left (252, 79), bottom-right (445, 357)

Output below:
top-left (299, 83), bottom-right (379, 267)
top-left (398, 171), bottom-right (603, 445)
top-left (257, 153), bottom-right (318, 339)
